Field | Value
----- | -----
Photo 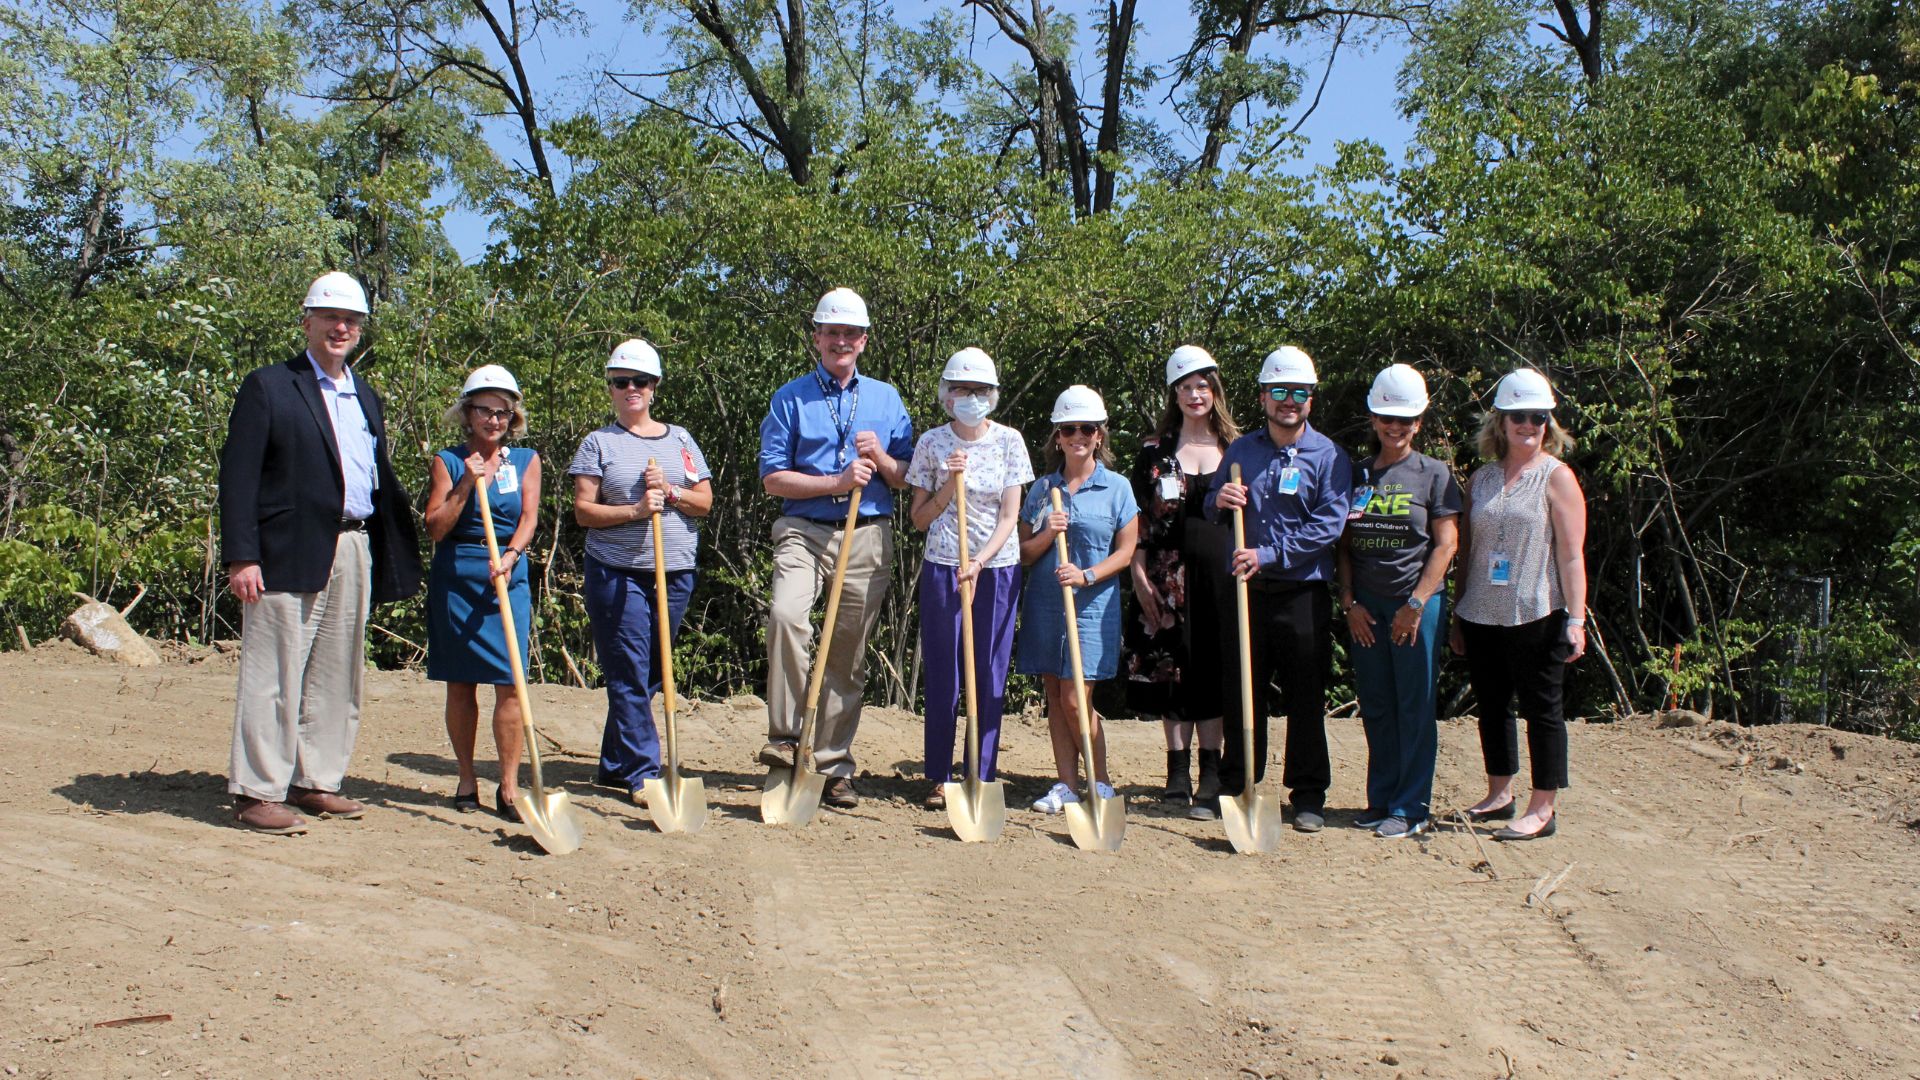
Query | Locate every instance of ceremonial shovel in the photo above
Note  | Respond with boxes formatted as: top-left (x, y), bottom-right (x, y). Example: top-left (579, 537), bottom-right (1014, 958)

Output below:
top-left (476, 479), bottom-right (583, 856)
top-left (1219, 462), bottom-right (1284, 853)
top-left (761, 490), bottom-right (862, 826)
top-left (943, 474), bottom-right (1006, 842)
top-left (1052, 487), bottom-right (1125, 851)
top-left (640, 459), bottom-right (707, 833)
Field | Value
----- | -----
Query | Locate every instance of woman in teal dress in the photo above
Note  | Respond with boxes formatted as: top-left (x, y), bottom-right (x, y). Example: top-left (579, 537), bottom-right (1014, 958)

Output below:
top-left (424, 365), bottom-right (541, 822)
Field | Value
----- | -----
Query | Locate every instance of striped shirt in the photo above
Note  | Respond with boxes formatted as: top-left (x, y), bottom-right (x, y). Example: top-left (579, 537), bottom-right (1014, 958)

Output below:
top-left (568, 423), bottom-right (710, 571)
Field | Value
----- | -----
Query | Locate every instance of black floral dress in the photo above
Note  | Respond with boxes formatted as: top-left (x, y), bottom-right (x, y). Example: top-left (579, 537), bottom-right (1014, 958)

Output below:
top-left (1123, 439), bottom-right (1230, 720)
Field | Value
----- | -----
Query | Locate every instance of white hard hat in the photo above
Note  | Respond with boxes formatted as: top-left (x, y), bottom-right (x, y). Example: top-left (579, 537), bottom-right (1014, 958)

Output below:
top-left (302, 271), bottom-right (369, 315)
top-left (1493, 368), bottom-right (1556, 411)
top-left (461, 364), bottom-right (521, 400)
top-left (607, 338), bottom-right (663, 378)
top-left (941, 347), bottom-right (999, 386)
top-left (1366, 364), bottom-right (1428, 417)
top-left (811, 287), bottom-right (870, 328)
top-left (1164, 345), bottom-right (1217, 386)
top-left (1049, 385), bottom-right (1109, 424)
top-left (1258, 345), bottom-right (1318, 385)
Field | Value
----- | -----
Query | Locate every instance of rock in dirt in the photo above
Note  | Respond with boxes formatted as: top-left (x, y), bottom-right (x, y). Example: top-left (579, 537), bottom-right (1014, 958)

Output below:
top-left (1657, 709), bottom-right (1709, 729)
top-left (60, 602), bottom-right (161, 667)
top-left (727, 694), bottom-right (765, 712)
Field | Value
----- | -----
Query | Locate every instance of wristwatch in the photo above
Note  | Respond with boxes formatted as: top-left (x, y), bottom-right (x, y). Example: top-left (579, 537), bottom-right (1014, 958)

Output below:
top-left (1083, 568), bottom-right (1096, 587)
top-left (1405, 595), bottom-right (1426, 612)
top-left (665, 485), bottom-right (681, 508)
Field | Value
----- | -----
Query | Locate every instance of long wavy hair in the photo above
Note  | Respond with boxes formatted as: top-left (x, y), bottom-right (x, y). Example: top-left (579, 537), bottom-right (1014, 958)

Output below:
top-left (1152, 367), bottom-right (1240, 450)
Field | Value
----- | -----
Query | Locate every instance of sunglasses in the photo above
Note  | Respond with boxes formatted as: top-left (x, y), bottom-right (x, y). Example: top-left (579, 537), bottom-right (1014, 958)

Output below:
top-left (1056, 423), bottom-right (1102, 437)
top-left (1503, 410), bottom-right (1551, 427)
top-left (607, 376), bottom-right (657, 391)
top-left (466, 404), bottom-right (513, 423)
top-left (1266, 386), bottom-right (1313, 403)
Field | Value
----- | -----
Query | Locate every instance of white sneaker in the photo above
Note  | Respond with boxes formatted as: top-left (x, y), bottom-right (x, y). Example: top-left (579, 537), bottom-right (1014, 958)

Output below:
top-left (1094, 782), bottom-right (1117, 800)
top-left (1031, 782), bottom-right (1079, 814)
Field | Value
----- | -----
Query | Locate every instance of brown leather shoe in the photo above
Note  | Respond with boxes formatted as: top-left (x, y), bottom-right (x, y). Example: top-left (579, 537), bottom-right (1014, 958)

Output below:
top-left (756, 740), bottom-right (798, 769)
top-left (289, 787), bottom-right (366, 819)
top-left (235, 796), bottom-right (307, 835)
top-left (823, 776), bottom-right (859, 809)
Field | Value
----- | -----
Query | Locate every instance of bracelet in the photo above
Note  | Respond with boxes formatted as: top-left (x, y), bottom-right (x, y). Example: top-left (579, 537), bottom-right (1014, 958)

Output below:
top-left (665, 485), bottom-right (680, 507)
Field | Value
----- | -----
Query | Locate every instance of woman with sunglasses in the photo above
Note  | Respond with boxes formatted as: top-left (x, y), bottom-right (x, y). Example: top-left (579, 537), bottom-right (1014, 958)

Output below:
top-left (906, 348), bottom-right (1033, 809)
top-left (1121, 346), bottom-right (1240, 818)
top-left (423, 364), bottom-right (540, 821)
top-left (1016, 386), bottom-right (1140, 814)
top-left (1449, 368), bottom-right (1587, 841)
top-left (1336, 365), bottom-right (1460, 838)
top-left (568, 339), bottom-right (714, 805)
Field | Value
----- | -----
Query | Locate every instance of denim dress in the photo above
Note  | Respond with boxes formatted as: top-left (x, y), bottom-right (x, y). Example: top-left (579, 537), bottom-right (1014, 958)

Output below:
top-left (1014, 464), bottom-right (1140, 680)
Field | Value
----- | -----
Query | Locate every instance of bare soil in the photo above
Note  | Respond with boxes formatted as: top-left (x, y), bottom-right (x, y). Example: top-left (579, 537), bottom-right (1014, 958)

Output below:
top-left (4, 642), bottom-right (1919, 1079)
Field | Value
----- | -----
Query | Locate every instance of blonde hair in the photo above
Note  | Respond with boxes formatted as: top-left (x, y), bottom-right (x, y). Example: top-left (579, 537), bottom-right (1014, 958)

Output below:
top-left (444, 391), bottom-right (528, 439)
top-left (1475, 410), bottom-right (1574, 461)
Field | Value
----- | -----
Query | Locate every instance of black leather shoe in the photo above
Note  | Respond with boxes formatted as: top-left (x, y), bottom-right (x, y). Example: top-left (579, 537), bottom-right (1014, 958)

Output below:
top-left (1465, 800), bottom-right (1517, 822)
top-left (1493, 816), bottom-right (1556, 841)
top-left (496, 793), bottom-right (523, 824)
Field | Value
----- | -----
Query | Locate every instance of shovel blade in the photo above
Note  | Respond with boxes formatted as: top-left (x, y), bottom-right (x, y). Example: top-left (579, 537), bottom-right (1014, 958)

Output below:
top-left (1064, 792), bottom-right (1127, 851)
top-left (641, 773), bottom-right (708, 834)
top-left (1219, 789), bottom-right (1285, 854)
top-left (760, 767), bottom-right (826, 826)
top-left (520, 790), bottom-right (584, 856)
top-left (943, 779), bottom-right (1006, 843)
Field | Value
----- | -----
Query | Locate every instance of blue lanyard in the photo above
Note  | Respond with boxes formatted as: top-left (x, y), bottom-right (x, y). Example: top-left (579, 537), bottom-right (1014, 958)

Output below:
top-left (813, 367), bottom-right (859, 470)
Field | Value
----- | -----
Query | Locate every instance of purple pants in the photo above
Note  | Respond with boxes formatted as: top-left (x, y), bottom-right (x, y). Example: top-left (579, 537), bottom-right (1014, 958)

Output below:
top-left (920, 562), bottom-right (1021, 782)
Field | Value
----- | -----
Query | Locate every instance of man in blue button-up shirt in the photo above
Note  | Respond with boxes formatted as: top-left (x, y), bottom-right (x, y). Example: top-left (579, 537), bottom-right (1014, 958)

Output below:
top-left (756, 288), bottom-right (913, 808)
top-left (1207, 345), bottom-right (1352, 831)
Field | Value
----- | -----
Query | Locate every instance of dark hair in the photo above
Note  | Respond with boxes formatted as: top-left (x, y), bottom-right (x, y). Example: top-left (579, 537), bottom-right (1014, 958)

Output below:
top-left (1153, 367), bottom-right (1240, 449)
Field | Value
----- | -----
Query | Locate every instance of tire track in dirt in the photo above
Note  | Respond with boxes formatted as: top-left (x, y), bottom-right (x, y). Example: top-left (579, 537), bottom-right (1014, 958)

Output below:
top-left (759, 843), bottom-right (1136, 1079)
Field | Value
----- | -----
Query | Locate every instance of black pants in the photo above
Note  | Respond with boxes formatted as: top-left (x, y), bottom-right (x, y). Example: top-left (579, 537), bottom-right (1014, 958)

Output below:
top-left (1460, 613), bottom-right (1570, 790)
top-left (1218, 580), bottom-right (1332, 811)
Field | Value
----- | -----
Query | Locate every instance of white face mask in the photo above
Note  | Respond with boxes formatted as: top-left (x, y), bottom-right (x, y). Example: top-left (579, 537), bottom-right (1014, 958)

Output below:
top-left (950, 393), bottom-right (993, 424)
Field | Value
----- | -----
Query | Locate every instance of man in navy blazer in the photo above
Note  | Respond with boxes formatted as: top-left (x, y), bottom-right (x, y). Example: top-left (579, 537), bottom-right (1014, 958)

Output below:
top-left (218, 271), bottom-right (422, 833)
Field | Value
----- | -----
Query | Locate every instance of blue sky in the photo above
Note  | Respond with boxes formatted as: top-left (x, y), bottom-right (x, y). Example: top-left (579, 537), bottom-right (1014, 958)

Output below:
top-left (438, 0), bottom-right (1414, 260)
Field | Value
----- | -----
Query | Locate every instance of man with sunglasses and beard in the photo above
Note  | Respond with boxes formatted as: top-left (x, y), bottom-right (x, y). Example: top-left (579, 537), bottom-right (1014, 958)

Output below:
top-left (1207, 345), bottom-right (1353, 833)
top-left (756, 288), bottom-right (914, 808)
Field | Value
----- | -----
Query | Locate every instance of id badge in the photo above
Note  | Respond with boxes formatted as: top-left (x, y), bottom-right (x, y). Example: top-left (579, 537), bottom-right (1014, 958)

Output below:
top-left (1488, 553), bottom-right (1513, 586)
top-left (494, 461), bottom-right (519, 494)
top-left (1278, 467), bottom-right (1301, 495)
top-left (1348, 484), bottom-right (1373, 520)
top-left (1157, 474), bottom-right (1181, 502)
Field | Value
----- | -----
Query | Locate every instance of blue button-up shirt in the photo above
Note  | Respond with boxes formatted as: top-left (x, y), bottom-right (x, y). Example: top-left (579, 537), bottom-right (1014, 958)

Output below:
top-left (1205, 421), bottom-right (1352, 583)
top-left (307, 352), bottom-right (377, 520)
top-left (758, 363), bottom-right (915, 520)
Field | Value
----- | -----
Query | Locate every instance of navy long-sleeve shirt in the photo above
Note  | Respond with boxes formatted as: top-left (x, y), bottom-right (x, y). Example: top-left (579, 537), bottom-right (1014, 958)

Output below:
top-left (1205, 421), bottom-right (1353, 584)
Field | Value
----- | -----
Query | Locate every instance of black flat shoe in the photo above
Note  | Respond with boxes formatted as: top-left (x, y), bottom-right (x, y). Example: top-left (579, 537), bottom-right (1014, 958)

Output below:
top-left (1465, 800), bottom-right (1517, 822)
top-left (496, 794), bottom-right (523, 824)
top-left (1492, 816), bottom-right (1556, 841)
top-left (452, 790), bottom-right (482, 814)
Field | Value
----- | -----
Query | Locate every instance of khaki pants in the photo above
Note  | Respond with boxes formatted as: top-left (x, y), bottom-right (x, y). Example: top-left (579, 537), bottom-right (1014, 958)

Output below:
top-left (229, 530), bottom-right (372, 801)
top-left (765, 515), bottom-right (893, 778)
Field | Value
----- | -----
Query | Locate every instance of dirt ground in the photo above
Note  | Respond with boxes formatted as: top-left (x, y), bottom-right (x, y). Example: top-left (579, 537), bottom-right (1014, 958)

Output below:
top-left (3, 641), bottom-right (1919, 1079)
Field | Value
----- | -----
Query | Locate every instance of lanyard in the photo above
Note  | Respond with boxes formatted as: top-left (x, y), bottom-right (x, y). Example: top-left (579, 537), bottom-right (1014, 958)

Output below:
top-left (813, 367), bottom-right (859, 470)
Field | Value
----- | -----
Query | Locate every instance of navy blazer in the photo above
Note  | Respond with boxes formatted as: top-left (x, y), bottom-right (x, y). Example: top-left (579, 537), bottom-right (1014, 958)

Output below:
top-left (218, 352), bottom-right (423, 604)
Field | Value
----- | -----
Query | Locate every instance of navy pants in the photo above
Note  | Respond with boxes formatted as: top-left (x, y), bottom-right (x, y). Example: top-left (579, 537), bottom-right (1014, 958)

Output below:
top-left (585, 555), bottom-right (695, 787)
top-left (1351, 588), bottom-right (1444, 823)
top-left (919, 562), bottom-right (1021, 782)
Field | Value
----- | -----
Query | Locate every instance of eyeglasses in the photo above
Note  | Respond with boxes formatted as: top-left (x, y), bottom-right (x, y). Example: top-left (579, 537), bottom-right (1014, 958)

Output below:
top-left (607, 376), bottom-right (657, 391)
top-left (1372, 414), bottom-right (1417, 427)
top-left (1056, 423), bottom-right (1101, 437)
top-left (1267, 386), bottom-right (1313, 403)
top-left (1503, 410), bottom-right (1551, 427)
top-left (466, 405), bottom-right (513, 423)
top-left (1176, 382), bottom-right (1213, 399)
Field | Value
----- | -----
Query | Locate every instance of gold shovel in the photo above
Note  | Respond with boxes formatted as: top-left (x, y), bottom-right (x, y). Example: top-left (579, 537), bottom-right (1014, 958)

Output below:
top-left (640, 459), bottom-right (707, 833)
top-left (761, 490), bottom-right (862, 826)
top-left (1052, 487), bottom-right (1125, 851)
top-left (944, 474), bottom-right (1006, 842)
top-left (1219, 462), bottom-right (1284, 854)
top-left (476, 478), bottom-right (583, 856)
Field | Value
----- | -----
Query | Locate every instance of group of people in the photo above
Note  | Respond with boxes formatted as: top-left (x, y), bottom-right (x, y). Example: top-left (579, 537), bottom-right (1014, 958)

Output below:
top-left (218, 274), bottom-right (1586, 845)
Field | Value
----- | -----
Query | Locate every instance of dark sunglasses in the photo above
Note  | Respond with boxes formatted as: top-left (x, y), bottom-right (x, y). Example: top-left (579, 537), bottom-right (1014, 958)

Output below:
top-left (1056, 423), bottom-right (1102, 437)
top-left (1371, 413), bottom-right (1417, 426)
top-left (1267, 386), bottom-right (1313, 403)
top-left (1503, 410), bottom-right (1551, 427)
top-left (466, 404), bottom-right (513, 422)
top-left (607, 376), bottom-right (657, 391)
